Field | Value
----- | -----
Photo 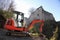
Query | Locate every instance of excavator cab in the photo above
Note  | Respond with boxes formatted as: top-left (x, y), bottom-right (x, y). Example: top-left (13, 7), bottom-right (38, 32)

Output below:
top-left (13, 11), bottom-right (24, 27)
top-left (4, 11), bottom-right (28, 36)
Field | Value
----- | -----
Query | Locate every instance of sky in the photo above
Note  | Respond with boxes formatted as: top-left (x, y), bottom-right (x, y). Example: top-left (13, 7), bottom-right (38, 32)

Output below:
top-left (14, 0), bottom-right (60, 21)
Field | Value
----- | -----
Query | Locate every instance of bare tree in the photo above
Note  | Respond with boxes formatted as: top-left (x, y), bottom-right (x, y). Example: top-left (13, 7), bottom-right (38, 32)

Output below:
top-left (8, 0), bottom-right (15, 12)
top-left (0, 0), bottom-right (6, 9)
top-left (29, 7), bottom-right (35, 13)
top-left (0, 0), bottom-right (9, 10)
top-left (0, 0), bottom-right (15, 19)
top-left (0, 0), bottom-right (15, 11)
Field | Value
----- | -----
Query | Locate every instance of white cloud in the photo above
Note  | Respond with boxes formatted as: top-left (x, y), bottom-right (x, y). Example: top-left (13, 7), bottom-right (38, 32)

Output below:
top-left (14, 0), bottom-right (32, 17)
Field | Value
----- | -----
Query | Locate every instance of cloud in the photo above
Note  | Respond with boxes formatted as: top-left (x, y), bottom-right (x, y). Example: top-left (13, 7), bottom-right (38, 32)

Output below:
top-left (14, 0), bottom-right (32, 17)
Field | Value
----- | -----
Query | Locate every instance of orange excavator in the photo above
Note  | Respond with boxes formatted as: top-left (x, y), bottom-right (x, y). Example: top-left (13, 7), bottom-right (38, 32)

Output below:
top-left (4, 11), bottom-right (44, 36)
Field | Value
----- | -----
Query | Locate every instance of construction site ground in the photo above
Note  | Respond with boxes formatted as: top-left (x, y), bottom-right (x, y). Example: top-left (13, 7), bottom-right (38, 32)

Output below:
top-left (0, 28), bottom-right (46, 40)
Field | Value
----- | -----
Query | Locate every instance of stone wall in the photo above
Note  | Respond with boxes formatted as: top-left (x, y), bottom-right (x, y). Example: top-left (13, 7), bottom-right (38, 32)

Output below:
top-left (25, 6), bottom-right (55, 26)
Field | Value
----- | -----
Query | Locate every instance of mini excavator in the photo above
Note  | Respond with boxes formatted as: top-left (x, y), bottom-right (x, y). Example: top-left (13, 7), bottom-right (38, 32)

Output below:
top-left (4, 11), bottom-right (44, 36)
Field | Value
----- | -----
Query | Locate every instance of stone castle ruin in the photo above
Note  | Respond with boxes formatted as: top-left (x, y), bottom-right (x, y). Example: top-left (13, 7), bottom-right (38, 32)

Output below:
top-left (25, 6), bottom-right (55, 26)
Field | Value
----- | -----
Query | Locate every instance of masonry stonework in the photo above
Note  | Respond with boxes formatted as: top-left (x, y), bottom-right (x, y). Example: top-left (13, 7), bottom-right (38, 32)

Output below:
top-left (25, 6), bottom-right (55, 26)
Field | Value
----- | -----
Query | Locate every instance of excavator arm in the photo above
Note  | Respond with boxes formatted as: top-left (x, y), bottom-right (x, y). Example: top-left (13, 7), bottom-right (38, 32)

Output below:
top-left (27, 20), bottom-right (44, 33)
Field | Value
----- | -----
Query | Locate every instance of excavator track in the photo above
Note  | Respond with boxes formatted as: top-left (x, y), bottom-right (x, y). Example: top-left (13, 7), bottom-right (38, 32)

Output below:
top-left (6, 31), bottom-right (30, 37)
